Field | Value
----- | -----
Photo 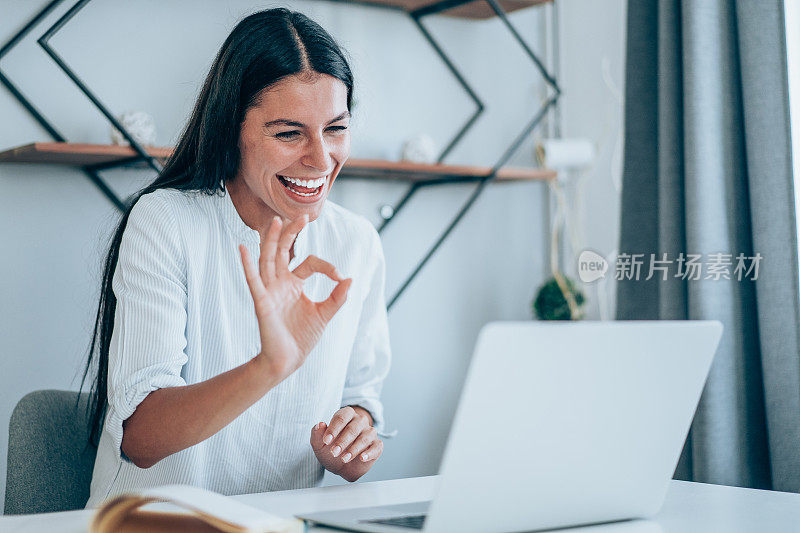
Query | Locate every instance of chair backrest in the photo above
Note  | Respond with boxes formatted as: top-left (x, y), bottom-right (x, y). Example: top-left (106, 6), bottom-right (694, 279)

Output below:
top-left (5, 389), bottom-right (98, 514)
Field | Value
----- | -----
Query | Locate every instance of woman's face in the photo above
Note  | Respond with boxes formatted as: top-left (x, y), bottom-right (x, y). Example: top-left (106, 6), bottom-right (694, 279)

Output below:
top-left (233, 73), bottom-right (351, 225)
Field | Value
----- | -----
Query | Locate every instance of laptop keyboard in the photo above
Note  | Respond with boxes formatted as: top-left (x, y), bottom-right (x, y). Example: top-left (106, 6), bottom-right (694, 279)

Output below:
top-left (363, 514), bottom-right (427, 529)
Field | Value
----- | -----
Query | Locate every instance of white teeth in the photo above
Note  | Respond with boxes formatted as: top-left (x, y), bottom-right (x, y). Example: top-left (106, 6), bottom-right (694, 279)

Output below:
top-left (279, 175), bottom-right (326, 188)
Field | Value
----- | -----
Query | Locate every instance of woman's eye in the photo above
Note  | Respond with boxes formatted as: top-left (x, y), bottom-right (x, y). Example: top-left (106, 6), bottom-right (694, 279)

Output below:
top-left (274, 126), bottom-right (348, 140)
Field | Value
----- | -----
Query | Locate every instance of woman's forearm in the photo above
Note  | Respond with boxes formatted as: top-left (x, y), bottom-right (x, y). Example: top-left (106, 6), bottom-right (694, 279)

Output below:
top-left (121, 355), bottom-right (279, 468)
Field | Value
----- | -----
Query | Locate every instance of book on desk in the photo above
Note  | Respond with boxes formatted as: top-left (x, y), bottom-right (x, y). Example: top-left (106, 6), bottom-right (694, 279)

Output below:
top-left (90, 484), bottom-right (303, 533)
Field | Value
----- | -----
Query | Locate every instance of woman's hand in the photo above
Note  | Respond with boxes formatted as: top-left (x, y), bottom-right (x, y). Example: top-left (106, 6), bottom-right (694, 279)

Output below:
top-left (310, 406), bottom-right (383, 482)
top-left (239, 215), bottom-right (352, 383)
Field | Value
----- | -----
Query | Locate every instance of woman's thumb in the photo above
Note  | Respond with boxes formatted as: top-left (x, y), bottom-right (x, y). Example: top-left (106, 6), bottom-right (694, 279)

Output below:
top-left (310, 421), bottom-right (327, 449)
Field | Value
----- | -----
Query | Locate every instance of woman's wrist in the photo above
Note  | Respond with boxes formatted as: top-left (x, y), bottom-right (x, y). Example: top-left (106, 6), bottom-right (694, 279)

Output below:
top-left (248, 353), bottom-right (285, 391)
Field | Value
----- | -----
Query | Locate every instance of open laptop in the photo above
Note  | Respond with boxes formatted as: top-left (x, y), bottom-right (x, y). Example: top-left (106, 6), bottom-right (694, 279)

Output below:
top-left (300, 320), bottom-right (723, 532)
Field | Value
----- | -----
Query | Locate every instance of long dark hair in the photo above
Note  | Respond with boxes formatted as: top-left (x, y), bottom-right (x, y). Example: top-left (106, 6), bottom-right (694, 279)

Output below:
top-left (81, 8), bottom-right (354, 446)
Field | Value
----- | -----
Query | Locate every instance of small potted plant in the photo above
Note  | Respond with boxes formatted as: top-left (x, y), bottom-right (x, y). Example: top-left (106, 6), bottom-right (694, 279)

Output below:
top-left (533, 272), bottom-right (586, 321)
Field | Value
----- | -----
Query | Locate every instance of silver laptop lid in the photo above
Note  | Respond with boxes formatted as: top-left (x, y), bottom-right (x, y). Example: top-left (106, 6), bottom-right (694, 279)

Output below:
top-left (424, 320), bottom-right (722, 533)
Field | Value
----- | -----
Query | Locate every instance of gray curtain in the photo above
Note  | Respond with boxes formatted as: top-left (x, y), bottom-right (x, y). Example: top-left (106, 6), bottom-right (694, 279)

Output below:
top-left (617, 0), bottom-right (800, 491)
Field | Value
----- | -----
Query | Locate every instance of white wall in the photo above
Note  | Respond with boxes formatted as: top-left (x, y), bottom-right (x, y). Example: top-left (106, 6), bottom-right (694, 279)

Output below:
top-left (0, 0), bottom-right (625, 511)
top-left (556, 0), bottom-right (626, 320)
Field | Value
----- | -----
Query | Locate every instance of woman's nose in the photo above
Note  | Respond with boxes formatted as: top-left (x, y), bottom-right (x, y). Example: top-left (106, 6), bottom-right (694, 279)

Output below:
top-left (303, 135), bottom-right (332, 172)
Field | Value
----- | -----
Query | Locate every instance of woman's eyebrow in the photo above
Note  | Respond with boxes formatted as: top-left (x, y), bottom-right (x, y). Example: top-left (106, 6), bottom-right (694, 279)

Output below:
top-left (264, 111), bottom-right (350, 128)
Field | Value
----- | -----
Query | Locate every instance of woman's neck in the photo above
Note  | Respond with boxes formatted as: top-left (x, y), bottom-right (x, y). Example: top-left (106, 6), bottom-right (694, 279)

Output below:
top-left (226, 178), bottom-right (296, 260)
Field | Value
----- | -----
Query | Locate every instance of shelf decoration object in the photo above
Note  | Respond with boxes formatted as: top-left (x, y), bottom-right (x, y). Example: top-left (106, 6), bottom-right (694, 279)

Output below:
top-left (110, 111), bottom-right (157, 147)
top-left (400, 133), bottom-right (438, 163)
top-left (0, 0), bottom-right (560, 311)
top-left (533, 275), bottom-right (586, 321)
top-left (533, 136), bottom-right (597, 321)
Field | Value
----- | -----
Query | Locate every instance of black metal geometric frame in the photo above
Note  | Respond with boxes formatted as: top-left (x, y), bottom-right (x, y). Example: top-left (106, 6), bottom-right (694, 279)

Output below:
top-left (0, 0), bottom-right (126, 210)
top-left (383, 0), bottom-right (561, 307)
top-left (36, 0), bottom-right (164, 176)
top-left (1, 0), bottom-right (560, 310)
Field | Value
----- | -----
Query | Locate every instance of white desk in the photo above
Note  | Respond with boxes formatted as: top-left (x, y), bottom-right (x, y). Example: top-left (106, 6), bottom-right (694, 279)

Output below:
top-left (2, 476), bottom-right (799, 532)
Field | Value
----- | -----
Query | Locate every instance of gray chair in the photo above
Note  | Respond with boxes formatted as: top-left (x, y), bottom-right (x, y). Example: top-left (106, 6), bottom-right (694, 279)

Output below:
top-left (5, 390), bottom-right (98, 514)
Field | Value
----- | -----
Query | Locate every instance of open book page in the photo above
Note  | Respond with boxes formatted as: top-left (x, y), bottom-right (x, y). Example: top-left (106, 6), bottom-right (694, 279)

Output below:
top-left (90, 484), bottom-right (304, 533)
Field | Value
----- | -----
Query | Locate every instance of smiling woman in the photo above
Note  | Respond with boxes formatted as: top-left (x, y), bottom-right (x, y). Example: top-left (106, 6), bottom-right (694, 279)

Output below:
top-left (80, 8), bottom-right (391, 508)
top-left (229, 74), bottom-right (351, 228)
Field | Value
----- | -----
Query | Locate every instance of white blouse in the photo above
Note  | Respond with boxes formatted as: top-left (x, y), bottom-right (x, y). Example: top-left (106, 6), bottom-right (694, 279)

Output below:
top-left (85, 184), bottom-right (391, 508)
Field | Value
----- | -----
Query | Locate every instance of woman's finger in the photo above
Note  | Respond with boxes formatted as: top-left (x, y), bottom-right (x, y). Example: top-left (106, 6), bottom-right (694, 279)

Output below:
top-left (239, 245), bottom-right (266, 301)
top-left (292, 255), bottom-right (343, 281)
top-left (340, 426), bottom-right (378, 463)
top-left (323, 406), bottom-right (356, 448)
top-left (310, 421), bottom-right (327, 452)
top-left (329, 418), bottom-right (369, 459)
top-left (358, 438), bottom-right (383, 463)
top-left (276, 214), bottom-right (308, 276)
top-left (316, 278), bottom-right (352, 324)
top-left (259, 217), bottom-right (282, 282)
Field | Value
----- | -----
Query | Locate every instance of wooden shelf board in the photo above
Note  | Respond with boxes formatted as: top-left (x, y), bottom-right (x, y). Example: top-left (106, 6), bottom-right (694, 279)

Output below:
top-left (342, 0), bottom-right (552, 19)
top-left (0, 142), bottom-right (555, 182)
top-left (0, 142), bottom-right (171, 166)
top-left (340, 158), bottom-right (555, 181)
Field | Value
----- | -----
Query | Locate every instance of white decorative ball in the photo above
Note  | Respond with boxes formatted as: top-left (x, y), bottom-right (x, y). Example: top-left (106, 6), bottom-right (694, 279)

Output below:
top-left (110, 111), bottom-right (157, 146)
top-left (400, 133), bottom-right (438, 164)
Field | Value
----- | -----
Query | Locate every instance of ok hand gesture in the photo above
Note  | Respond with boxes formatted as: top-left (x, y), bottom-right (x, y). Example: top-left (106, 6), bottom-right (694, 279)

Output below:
top-left (239, 215), bottom-right (352, 383)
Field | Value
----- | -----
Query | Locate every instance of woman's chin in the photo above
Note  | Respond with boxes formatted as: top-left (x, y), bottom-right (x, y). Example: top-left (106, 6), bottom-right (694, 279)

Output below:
top-left (274, 181), bottom-right (330, 221)
top-left (278, 200), bottom-right (325, 224)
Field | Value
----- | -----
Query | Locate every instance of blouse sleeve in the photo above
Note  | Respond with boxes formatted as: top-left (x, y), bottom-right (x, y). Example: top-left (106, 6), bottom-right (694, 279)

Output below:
top-left (104, 192), bottom-right (189, 463)
top-left (340, 222), bottom-right (393, 437)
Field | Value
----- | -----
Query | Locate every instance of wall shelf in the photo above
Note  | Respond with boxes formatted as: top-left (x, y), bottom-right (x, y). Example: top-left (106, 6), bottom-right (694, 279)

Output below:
top-left (0, 142), bottom-right (556, 183)
top-left (341, 0), bottom-right (551, 19)
top-left (0, 142), bottom-right (171, 166)
top-left (1, 0), bottom-right (560, 309)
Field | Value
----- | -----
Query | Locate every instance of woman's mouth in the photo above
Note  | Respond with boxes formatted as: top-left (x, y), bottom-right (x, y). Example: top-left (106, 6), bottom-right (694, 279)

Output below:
top-left (277, 174), bottom-right (327, 202)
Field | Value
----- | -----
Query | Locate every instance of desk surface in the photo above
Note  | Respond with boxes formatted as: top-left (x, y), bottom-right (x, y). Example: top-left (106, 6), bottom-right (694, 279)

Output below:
top-left (3, 476), bottom-right (799, 532)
